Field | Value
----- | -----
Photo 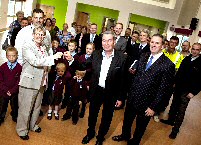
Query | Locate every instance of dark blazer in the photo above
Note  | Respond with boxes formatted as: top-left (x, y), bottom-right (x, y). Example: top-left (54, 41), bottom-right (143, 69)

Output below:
top-left (175, 54), bottom-right (201, 95)
top-left (127, 52), bottom-right (175, 112)
top-left (75, 33), bottom-right (81, 48)
top-left (69, 78), bottom-right (88, 101)
top-left (0, 62), bottom-right (22, 97)
top-left (81, 33), bottom-right (102, 54)
top-left (10, 27), bottom-right (21, 46)
top-left (115, 36), bottom-right (127, 53)
top-left (53, 76), bottom-right (65, 97)
top-left (86, 49), bottom-right (127, 101)
top-left (135, 43), bottom-right (150, 57)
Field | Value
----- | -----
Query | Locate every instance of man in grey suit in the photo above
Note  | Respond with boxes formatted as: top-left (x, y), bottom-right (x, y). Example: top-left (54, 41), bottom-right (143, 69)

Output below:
top-left (112, 34), bottom-right (175, 145)
top-left (114, 23), bottom-right (127, 53)
top-left (16, 26), bottom-right (63, 140)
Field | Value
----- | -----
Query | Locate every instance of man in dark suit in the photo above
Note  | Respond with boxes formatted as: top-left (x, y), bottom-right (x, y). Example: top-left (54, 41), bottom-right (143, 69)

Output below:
top-left (137, 29), bottom-right (150, 56)
top-left (114, 23), bottom-right (127, 53)
top-left (112, 34), bottom-right (175, 145)
top-left (167, 43), bottom-right (201, 139)
top-left (81, 31), bottom-right (127, 145)
top-left (10, 17), bottom-right (28, 46)
top-left (81, 23), bottom-right (102, 54)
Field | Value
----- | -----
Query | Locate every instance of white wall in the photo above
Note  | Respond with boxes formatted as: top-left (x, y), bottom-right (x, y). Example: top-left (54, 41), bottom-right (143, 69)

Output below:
top-left (66, 0), bottom-right (185, 34)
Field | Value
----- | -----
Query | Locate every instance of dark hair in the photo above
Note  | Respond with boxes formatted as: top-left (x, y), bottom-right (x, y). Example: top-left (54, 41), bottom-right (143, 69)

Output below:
top-left (69, 40), bottom-right (77, 46)
top-left (152, 34), bottom-right (164, 44)
top-left (132, 31), bottom-right (139, 35)
top-left (170, 36), bottom-right (179, 43)
top-left (32, 8), bottom-right (44, 17)
top-left (45, 18), bottom-right (52, 25)
top-left (126, 28), bottom-right (131, 31)
top-left (71, 22), bottom-right (77, 27)
top-left (21, 17), bottom-right (28, 21)
top-left (52, 38), bottom-right (60, 42)
top-left (52, 18), bottom-right (56, 21)
top-left (90, 23), bottom-right (97, 27)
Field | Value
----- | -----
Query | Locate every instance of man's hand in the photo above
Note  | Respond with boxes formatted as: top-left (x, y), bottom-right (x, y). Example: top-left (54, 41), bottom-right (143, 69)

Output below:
top-left (7, 91), bottom-right (11, 97)
top-left (186, 93), bottom-right (194, 99)
top-left (53, 52), bottom-right (63, 59)
top-left (115, 100), bottom-right (122, 107)
top-left (145, 107), bottom-right (155, 116)
top-left (63, 51), bottom-right (73, 61)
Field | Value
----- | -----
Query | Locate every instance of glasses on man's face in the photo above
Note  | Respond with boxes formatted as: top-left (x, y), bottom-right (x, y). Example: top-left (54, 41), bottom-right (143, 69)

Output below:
top-left (35, 33), bottom-right (45, 37)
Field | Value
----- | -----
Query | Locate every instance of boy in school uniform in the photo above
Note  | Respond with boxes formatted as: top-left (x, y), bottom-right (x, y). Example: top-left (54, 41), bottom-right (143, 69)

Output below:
top-left (0, 47), bottom-right (22, 124)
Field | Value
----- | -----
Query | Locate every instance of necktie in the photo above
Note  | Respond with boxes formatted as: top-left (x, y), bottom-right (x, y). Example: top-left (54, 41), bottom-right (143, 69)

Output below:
top-left (145, 56), bottom-right (154, 70)
top-left (90, 34), bottom-right (94, 42)
top-left (139, 45), bottom-right (143, 49)
top-left (10, 64), bottom-right (13, 70)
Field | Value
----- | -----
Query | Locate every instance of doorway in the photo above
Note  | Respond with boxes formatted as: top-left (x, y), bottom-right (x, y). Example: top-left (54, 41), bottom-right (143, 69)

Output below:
top-left (76, 11), bottom-right (89, 27)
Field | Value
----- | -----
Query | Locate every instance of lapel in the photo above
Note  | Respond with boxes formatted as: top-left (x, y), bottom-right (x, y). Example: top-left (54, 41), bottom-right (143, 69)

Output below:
top-left (144, 53), bottom-right (165, 72)
top-left (107, 50), bottom-right (119, 77)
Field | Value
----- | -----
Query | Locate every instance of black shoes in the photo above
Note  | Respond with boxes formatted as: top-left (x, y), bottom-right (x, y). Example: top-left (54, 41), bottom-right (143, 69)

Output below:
top-left (112, 135), bottom-right (130, 142)
top-left (61, 114), bottom-right (71, 121)
top-left (169, 131), bottom-right (178, 139)
top-left (95, 140), bottom-right (103, 145)
top-left (34, 127), bottom-right (42, 133)
top-left (160, 119), bottom-right (174, 126)
top-left (82, 135), bottom-right (95, 144)
top-left (20, 135), bottom-right (29, 140)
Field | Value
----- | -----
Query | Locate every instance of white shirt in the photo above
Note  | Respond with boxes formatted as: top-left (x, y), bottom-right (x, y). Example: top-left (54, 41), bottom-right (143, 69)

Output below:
top-left (139, 43), bottom-right (147, 49)
top-left (15, 24), bottom-right (52, 65)
top-left (147, 52), bottom-right (163, 65)
top-left (90, 33), bottom-right (96, 42)
top-left (191, 55), bottom-right (199, 61)
top-left (98, 50), bottom-right (114, 88)
top-left (70, 27), bottom-right (76, 37)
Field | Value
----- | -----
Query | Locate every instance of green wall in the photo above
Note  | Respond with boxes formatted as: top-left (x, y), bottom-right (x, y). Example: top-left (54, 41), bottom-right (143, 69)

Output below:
top-left (37, 0), bottom-right (68, 29)
top-left (130, 14), bottom-right (167, 33)
top-left (77, 3), bottom-right (119, 34)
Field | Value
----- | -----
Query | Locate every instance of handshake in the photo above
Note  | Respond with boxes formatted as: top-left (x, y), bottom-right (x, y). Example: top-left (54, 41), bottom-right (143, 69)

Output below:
top-left (53, 52), bottom-right (63, 59)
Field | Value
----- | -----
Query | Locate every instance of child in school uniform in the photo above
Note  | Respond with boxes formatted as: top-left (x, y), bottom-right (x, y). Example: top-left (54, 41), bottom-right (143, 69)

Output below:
top-left (78, 43), bottom-right (95, 118)
top-left (0, 47), bottom-right (22, 124)
top-left (62, 70), bottom-right (88, 125)
top-left (42, 38), bottom-right (66, 106)
top-left (46, 63), bottom-right (66, 120)
top-left (61, 40), bottom-right (80, 109)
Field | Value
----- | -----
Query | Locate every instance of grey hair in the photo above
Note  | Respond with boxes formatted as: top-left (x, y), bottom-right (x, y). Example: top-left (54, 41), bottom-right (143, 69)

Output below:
top-left (16, 11), bottom-right (24, 16)
top-left (141, 29), bottom-right (150, 37)
top-left (102, 31), bottom-right (115, 39)
top-left (33, 25), bottom-right (46, 36)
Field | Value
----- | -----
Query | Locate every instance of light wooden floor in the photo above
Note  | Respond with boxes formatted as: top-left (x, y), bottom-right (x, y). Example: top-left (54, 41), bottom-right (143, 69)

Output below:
top-left (0, 93), bottom-right (201, 145)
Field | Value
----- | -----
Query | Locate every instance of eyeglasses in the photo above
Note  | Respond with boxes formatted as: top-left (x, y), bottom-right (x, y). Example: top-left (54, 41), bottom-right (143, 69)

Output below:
top-left (35, 33), bottom-right (45, 37)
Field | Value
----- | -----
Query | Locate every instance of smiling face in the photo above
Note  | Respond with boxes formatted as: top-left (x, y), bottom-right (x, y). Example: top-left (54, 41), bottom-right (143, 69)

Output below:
top-left (139, 31), bottom-right (148, 43)
top-left (57, 67), bottom-right (65, 77)
top-left (102, 33), bottom-right (115, 53)
top-left (32, 12), bottom-right (44, 27)
top-left (32, 28), bottom-right (45, 45)
top-left (150, 35), bottom-right (163, 55)
top-left (191, 43), bottom-right (201, 57)
top-left (90, 24), bottom-right (97, 34)
top-left (114, 24), bottom-right (123, 36)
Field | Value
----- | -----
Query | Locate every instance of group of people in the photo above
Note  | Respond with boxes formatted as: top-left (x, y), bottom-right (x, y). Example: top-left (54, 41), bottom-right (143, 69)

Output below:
top-left (0, 7), bottom-right (201, 145)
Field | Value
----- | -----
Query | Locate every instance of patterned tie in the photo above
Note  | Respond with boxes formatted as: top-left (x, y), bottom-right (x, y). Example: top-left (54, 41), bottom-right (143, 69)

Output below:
top-left (139, 45), bottom-right (143, 49)
top-left (145, 56), bottom-right (154, 70)
top-left (10, 64), bottom-right (13, 70)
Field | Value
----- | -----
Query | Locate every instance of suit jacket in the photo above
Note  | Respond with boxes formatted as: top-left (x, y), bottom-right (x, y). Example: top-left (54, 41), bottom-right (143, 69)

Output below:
top-left (0, 62), bottom-right (22, 97)
top-left (19, 40), bottom-right (54, 90)
top-left (81, 33), bottom-right (102, 54)
top-left (115, 36), bottom-right (127, 53)
top-left (10, 27), bottom-right (21, 46)
top-left (52, 76), bottom-right (65, 97)
top-left (86, 49), bottom-right (127, 101)
top-left (175, 54), bottom-right (201, 95)
top-left (127, 52), bottom-right (175, 112)
top-left (137, 43), bottom-right (150, 57)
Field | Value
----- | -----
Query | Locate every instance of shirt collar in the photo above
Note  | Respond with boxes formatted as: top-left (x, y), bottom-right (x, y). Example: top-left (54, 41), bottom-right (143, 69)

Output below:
top-left (70, 51), bottom-right (76, 57)
top-left (7, 61), bottom-right (18, 68)
top-left (102, 49), bottom-right (114, 58)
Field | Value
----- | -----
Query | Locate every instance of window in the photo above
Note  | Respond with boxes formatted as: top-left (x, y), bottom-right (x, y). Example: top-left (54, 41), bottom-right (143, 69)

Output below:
top-left (7, 0), bottom-right (24, 27)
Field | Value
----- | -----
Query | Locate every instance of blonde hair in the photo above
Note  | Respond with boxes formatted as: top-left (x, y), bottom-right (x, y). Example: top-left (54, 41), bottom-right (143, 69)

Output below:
top-left (16, 11), bottom-right (24, 16)
top-left (75, 70), bottom-right (86, 78)
top-left (56, 63), bottom-right (66, 71)
top-left (33, 25), bottom-right (46, 36)
top-left (6, 46), bottom-right (18, 55)
top-left (86, 43), bottom-right (95, 50)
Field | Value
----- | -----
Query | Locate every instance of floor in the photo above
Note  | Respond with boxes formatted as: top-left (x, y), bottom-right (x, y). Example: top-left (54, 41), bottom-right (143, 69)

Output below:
top-left (0, 93), bottom-right (201, 145)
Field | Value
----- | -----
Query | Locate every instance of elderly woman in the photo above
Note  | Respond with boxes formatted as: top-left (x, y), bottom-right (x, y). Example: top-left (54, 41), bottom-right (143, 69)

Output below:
top-left (16, 25), bottom-right (63, 140)
top-left (9, 11), bottom-right (24, 36)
